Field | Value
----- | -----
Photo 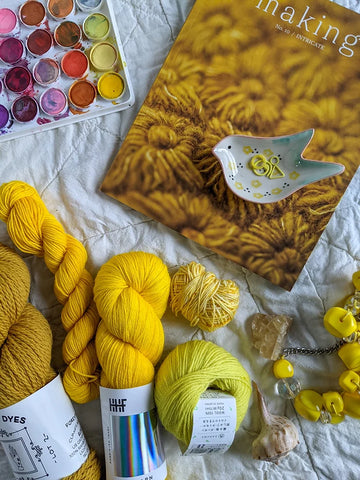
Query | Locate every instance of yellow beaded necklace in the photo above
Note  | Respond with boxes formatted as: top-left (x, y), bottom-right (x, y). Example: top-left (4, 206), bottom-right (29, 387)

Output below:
top-left (272, 271), bottom-right (360, 424)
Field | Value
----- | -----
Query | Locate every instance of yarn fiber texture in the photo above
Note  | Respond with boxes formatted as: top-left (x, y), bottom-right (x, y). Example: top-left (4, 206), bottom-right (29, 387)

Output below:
top-left (0, 180), bottom-right (100, 404)
top-left (94, 251), bottom-right (171, 388)
top-left (0, 243), bottom-right (101, 480)
top-left (170, 261), bottom-right (240, 331)
top-left (154, 340), bottom-right (252, 447)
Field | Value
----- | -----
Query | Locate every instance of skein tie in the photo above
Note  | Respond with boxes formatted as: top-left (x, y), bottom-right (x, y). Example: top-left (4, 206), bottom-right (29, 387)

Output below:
top-left (0, 243), bottom-right (101, 479)
top-left (170, 261), bottom-right (240, 331)
top-left (0, 180), bottom-right (100, 404)
top-left (93, 251), bottom-right (171, 389)
top-left (154, 339), bottom-right (252, 448)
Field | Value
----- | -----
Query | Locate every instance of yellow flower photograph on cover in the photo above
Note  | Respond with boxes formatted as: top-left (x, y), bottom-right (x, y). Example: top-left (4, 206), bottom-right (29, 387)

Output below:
top-left (102, 0), bottom-right (360, 290)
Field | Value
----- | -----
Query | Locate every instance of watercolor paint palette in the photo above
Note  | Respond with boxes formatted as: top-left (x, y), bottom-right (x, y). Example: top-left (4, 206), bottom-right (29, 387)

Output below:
top-left (0, 0), bottom-right (134, 142)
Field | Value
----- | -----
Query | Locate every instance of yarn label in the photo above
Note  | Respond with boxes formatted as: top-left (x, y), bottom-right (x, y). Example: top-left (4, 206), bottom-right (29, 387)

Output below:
top-left (0, 375), bottom-right (90, 480)
top-left (100, 383), bottom-right (167, 480)
top-left (184, 389), bottom-right (237, 455)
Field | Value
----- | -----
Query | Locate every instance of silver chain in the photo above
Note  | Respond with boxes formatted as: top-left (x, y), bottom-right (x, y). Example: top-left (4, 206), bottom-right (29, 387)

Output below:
top-left (281, 290), bottom-right (360, 357)
top-left (282, 340), bottom-right (345, 357)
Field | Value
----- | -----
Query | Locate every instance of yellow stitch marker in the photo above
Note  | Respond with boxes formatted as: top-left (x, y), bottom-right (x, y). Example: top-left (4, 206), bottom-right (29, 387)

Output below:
top-left (268, 155), bottom-right (285, 179)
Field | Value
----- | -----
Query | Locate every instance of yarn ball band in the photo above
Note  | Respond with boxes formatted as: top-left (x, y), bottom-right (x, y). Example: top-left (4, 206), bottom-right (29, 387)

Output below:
top-left (170, 261), bottom-right (240, 331)
top-left (94, 251), bottom-right (171, 389)
top-left (154, 340), bottom-right (252, 447)
top-left (0, 243), bottom-right (101, 479)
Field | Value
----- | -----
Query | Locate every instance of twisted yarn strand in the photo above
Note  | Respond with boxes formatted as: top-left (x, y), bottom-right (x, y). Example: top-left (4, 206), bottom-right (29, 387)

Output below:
top-left (93, 251), bottom-right (171, 389)
top-left (0, 243), bottom-right (101, 479)
top-left (0, 181), bottom-right (100, 404)
top-left (170, 262), bottom-right (240, 331)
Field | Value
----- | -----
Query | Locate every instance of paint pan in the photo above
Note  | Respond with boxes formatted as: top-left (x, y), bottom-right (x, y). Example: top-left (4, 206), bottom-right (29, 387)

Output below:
top-left (27, 29), bottom-right (53, 56)
top-left (97, 72), bottom-right (124, 101)
top-left (47, 0), bottom-right (75, 20)
top-left (76, 0), bottom-right (103, 12)
top-left (54, 21), bottom-right (82, 48)
top-left (68, 79), bottom-right (97, 110)
top-left (33, 58), bottom-right (60, 86)
top-left (61, 50), bottom-right (89, 79)
top-left (0, 9), bottom-right (18, 37)
top-left (11, 96), bottom-right (39, 123)
top-left (40, 88), bottom-right (68, 116)
top-left (89, 42), bottom-right (118, 71)
top-left (0, 38), bottom-right (25, 65)
top-left (4, 66), bottom-right (33, 93)
top-left (0, 105), bottom-right (10, 129)
top-left (19, 1), bottom-right (47, 28)
top-left (83, 13), bottom-right (110, 41)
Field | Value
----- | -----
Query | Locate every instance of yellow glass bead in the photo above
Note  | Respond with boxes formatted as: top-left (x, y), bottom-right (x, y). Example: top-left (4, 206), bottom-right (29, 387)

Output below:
top-left (273, 358), bottom-right (294, 379)
top-left (342, 391), bottom-right (360, 419)
top-left (294, 390), bottom-right (324, 422)
top-left (322, 391), bottom-right (344, 415)
top-left (339, 370), bottom-right (360, 393)
top-left (338, 342), bottom-right (360, 370)
top-left (352, 271), bottom-right (360, 290)
top-left (323, 307), bottom-right (357, 338)
top-left (330, 413), bottom-right (345, 424)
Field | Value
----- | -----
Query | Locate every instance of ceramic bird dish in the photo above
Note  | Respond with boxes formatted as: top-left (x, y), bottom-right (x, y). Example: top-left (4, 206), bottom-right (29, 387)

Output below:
top-left (212, 129), bottom-right (345, 204)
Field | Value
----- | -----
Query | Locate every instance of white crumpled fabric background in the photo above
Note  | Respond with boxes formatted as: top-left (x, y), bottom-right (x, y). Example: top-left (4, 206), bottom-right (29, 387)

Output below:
top-left (1, 1), bottom-right (360, 479)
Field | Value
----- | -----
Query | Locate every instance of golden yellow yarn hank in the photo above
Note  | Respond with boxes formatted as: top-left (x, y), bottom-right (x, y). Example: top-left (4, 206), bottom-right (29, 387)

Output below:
top-left (0, 243), bottom-right (101, 480)
top-left (93, 251), bottom-right (171, 389)
top-left (0, 180), bottom-right (100, 404)
top-left (154, 340), bottom-right (252, 447)
top-left (170, 261), bottom-right (240, 331)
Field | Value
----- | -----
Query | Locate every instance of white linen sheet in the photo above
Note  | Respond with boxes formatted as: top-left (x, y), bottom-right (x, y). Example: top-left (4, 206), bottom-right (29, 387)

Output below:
top-left (0, 1), bottom-right (360, 479)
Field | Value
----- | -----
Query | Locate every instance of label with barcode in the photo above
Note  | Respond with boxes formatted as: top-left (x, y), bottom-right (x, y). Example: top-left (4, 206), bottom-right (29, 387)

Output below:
top-left (183, 389), bottom-right (237, 456)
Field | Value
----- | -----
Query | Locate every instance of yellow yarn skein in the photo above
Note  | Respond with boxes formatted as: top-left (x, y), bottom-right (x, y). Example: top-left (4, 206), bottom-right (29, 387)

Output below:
top-left (154, 340), bottom-right (252, 447)
top-left (0, 243), bottom-right (101, 480)
top-left (170, 261), bottom-right (240, 331)
top-left (0, 180), bottom-right (100, 404)
top-left (94, 251), bottom-right (171, 388)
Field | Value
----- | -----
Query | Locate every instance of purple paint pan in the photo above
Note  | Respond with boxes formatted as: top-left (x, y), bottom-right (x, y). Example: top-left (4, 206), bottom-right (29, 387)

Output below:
top-left (4, 66), bottom-right (33, 93)
top-left (0, 38), bottom-right (25, 65)
top-left (33, 58), bottom-right (60, 86)
top-left (11, 96), bottom-right (39, 123)
top-left (40, 88), bottom-right (68, 116)
top-left (0, 105), bottom-right (10, 128)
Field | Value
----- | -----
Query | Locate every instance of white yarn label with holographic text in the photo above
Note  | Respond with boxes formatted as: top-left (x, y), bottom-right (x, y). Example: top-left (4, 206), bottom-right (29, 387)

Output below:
top-left (100, 382), bottom-right (167, 480)
top-left (0, 375), bottom-right (90, 480)
top-left (184, 389), bottom-right (237, 455)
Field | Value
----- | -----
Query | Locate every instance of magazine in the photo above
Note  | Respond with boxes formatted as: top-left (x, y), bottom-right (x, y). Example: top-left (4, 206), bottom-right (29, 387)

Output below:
top-left (102, 0), bottom-right (360, 290)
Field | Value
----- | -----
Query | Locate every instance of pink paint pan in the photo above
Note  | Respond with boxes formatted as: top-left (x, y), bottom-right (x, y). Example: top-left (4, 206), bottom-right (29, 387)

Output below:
top-left (0, 9), bottom-right (18, 37)
top-left (40, 88), bottom-right (68, 116)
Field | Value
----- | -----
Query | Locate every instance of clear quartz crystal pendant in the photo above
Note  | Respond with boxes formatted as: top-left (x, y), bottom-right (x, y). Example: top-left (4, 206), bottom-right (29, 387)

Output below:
top-left (275, 377), bottom-right (301, 399)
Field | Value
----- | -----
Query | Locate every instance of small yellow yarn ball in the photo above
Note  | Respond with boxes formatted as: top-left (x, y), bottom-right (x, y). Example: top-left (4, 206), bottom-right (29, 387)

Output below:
top-left (170, 262), bottom-right (240, 331)
top-left (94, 251), bottom-right (171, 389)
top-left (154, 340), bottom-right (252, 447)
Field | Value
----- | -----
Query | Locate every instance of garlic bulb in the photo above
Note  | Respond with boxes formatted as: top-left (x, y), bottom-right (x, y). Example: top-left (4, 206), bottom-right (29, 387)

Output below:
top-left (252, 381), bottom-right (299, 463)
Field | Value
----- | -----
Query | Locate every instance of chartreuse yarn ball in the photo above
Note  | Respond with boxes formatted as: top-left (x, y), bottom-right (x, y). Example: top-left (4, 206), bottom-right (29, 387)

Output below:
top-left (154, 340), bottom-right (252, 447)
top-left (93, 251), bottom-right (171, 389)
